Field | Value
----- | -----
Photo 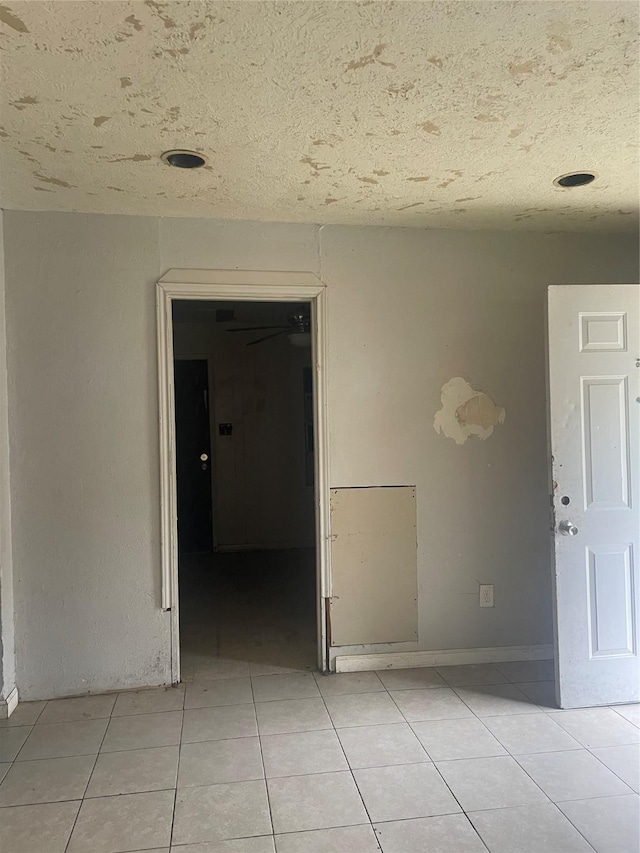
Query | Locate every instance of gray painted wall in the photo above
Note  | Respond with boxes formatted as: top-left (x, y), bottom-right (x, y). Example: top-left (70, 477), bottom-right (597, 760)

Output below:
top-left (4, 213), bottom-right (166, 700)
top-left (0, 209), bottom-right (16, 702)
top-left (2, 211), bottom-right (638, 699)
top-left (322, 227), bottom-right (639, 660)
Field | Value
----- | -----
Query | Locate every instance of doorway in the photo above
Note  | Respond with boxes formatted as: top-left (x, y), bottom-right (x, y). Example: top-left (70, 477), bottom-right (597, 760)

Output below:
top-left (156, 270), bottom-right (329, 683)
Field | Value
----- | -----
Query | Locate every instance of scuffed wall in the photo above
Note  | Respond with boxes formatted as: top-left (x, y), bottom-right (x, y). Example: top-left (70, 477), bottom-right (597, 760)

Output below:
top-left (3, 213), bottom-right (168, 700)
top-left (2, 210), bottom-right (638, 698)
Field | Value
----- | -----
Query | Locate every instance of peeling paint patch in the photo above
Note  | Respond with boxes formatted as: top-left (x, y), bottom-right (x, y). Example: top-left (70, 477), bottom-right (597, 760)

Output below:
top-left (373, 169), bottom-right (389, 176)
top-left (17, 148), bottom-right (38, 164)
top-left (358, 176), bottom-right (378, 185)
top-left (109, 154), bottom-right (152, 162)
top-left (508, 58), bottom-right (543, 77)
top-left (418, 120), bottom-right (441, 136)
top-left (434, 378), bottom-right (505, 444)
top-left (345, 43), bottom-right (394, 71)
top-left (508, 125), bottom-right (525, 138)
top-left (547, 32), bottom-right (571, 53)
top-left (438, 170), bottom-right (463, 189)
top-left (144, 0), bottom-right (176, 29)
top-left (475, 170), bottom-right (503, 182)
top-left (155, 46), bottom-right (189, 58)
top-left (120, 77), bottom-right (133, 88)
top-left (93, 116), bottom-right (111, 127)
top-left (406, 176), bottom-right (430, 182)
top-left (124, 14), bottom-right (143, 31)
top-left (474, 113), bottom-right (501, 123)
top-left (301, 155), bottom-right (330, 175)
top-left (34, 172), bottom-right (74, 188)
top-left (386, 82), bottom-right (414, 97)
top-left (427, 56), bottom-right (443, 69)
top-left (324, 196), bottom-right (338, 204)
top-left (11, 95), bottom-right (37, 110)
top-left (0, 4), bottom-right (28, 32)
top-left (189, 21), bottom-right (205, 40)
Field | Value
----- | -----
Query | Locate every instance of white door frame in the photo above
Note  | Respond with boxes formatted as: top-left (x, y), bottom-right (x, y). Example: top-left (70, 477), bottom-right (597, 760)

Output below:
top-left (156, 269), bottom-right (330, 683)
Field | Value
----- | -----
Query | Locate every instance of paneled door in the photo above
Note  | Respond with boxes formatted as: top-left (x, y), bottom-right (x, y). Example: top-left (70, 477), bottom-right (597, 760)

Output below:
top-left (548, 285), bottom-right (639, 708)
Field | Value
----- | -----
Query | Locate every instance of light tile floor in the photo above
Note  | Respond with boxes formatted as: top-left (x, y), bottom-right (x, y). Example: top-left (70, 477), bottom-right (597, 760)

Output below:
top-left (1, 661), bottom-right (639, 852)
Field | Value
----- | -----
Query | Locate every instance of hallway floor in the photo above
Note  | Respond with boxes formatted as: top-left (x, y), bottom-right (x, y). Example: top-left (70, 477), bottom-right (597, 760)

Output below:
top-left (179, 549), bottom-right (317, 680)
top-left (1, 661), bottom-right (639, 852)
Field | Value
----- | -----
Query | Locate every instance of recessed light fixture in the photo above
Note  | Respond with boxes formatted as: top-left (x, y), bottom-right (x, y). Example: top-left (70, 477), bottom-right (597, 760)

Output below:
top-left (553, 171), bottom-right (596, 188)
top-left (161, 149), bottom-right (206, 169)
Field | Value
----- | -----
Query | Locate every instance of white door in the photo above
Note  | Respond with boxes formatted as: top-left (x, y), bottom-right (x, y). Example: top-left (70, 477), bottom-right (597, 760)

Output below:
top-left (548, 284), bottom-right (640, 708)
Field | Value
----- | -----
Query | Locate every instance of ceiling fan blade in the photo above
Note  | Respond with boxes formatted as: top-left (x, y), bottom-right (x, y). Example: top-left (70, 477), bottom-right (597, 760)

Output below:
top-left (247, 330), bottom-right (290, 346)
top-left (226, 325), bottom-right (289, 332)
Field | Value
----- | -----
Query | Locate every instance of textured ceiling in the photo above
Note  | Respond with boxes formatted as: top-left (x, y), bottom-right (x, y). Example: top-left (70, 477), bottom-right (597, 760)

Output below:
top-left (1, 0), bottom-right (638, 231)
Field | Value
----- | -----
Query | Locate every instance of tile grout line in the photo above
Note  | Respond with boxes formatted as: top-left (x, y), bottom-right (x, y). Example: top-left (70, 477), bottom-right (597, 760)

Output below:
top-left (62, 697), bottom-right (116, 853)
top-left (468, 799), bottom-right (600, 853)
top-left (381, 669), bottom-right (559, 847)
top-left (585, 741), bottom-right (640, 792)
top-left (433, 678), bottom-right (561, 815)
top-left (404, 712), bottom-right (493, 851)
top-left (168, 684), bottom-right (187, 848)
top-left (336, 672), bottom-right (492, 850)
top-left (452, 696), bottom-right (583, 759)
top-left (315, 676), bottom-right (383, 851)
top-left (609, 705), bottom-right (640, 729)
top-left (250, 675), bottom-right (276, 842)
top-left (543, 798), bottom-right (606, 853)
top-left (3, 672), bottom-right (637, 850)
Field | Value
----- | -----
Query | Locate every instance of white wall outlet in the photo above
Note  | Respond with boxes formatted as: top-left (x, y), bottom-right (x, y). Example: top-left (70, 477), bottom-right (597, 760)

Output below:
top-left (479, 584), bottom-right (494, 608)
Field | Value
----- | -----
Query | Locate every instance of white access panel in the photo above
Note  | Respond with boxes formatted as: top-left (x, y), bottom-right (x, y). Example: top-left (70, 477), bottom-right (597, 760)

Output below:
top-left (548, 284), bottom-right (640, 708)
top-left (329, 486), bottom-right (418, 646)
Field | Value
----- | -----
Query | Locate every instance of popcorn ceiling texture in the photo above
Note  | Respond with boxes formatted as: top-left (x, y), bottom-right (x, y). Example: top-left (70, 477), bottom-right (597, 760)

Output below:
top-left (0, 0), bottom-right (637, 231)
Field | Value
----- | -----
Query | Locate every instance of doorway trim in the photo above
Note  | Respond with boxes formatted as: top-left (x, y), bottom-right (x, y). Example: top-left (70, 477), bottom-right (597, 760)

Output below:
top-left (156, 269), bottom-right (330, 683)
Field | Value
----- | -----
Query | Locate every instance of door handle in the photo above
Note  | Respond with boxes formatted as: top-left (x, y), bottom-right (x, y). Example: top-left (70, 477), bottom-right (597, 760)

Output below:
top-left (558, 520), bottom-right (579, 537)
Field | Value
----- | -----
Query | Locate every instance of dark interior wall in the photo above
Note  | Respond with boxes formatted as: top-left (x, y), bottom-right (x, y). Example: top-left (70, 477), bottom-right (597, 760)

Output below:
top-left (173, 309), bottom-right (315, 550)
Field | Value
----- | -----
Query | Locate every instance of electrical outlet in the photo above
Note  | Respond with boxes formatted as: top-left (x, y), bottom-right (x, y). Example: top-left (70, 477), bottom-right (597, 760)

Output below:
top-left (479, 584), bottom-right (494, 608)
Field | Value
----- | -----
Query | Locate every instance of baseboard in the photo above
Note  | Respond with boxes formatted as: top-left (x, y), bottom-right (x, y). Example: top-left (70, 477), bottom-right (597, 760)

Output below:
top-left (0, 686), bottom-right (18, 719)
top-left (334, 644), bottom-right (555, 673)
